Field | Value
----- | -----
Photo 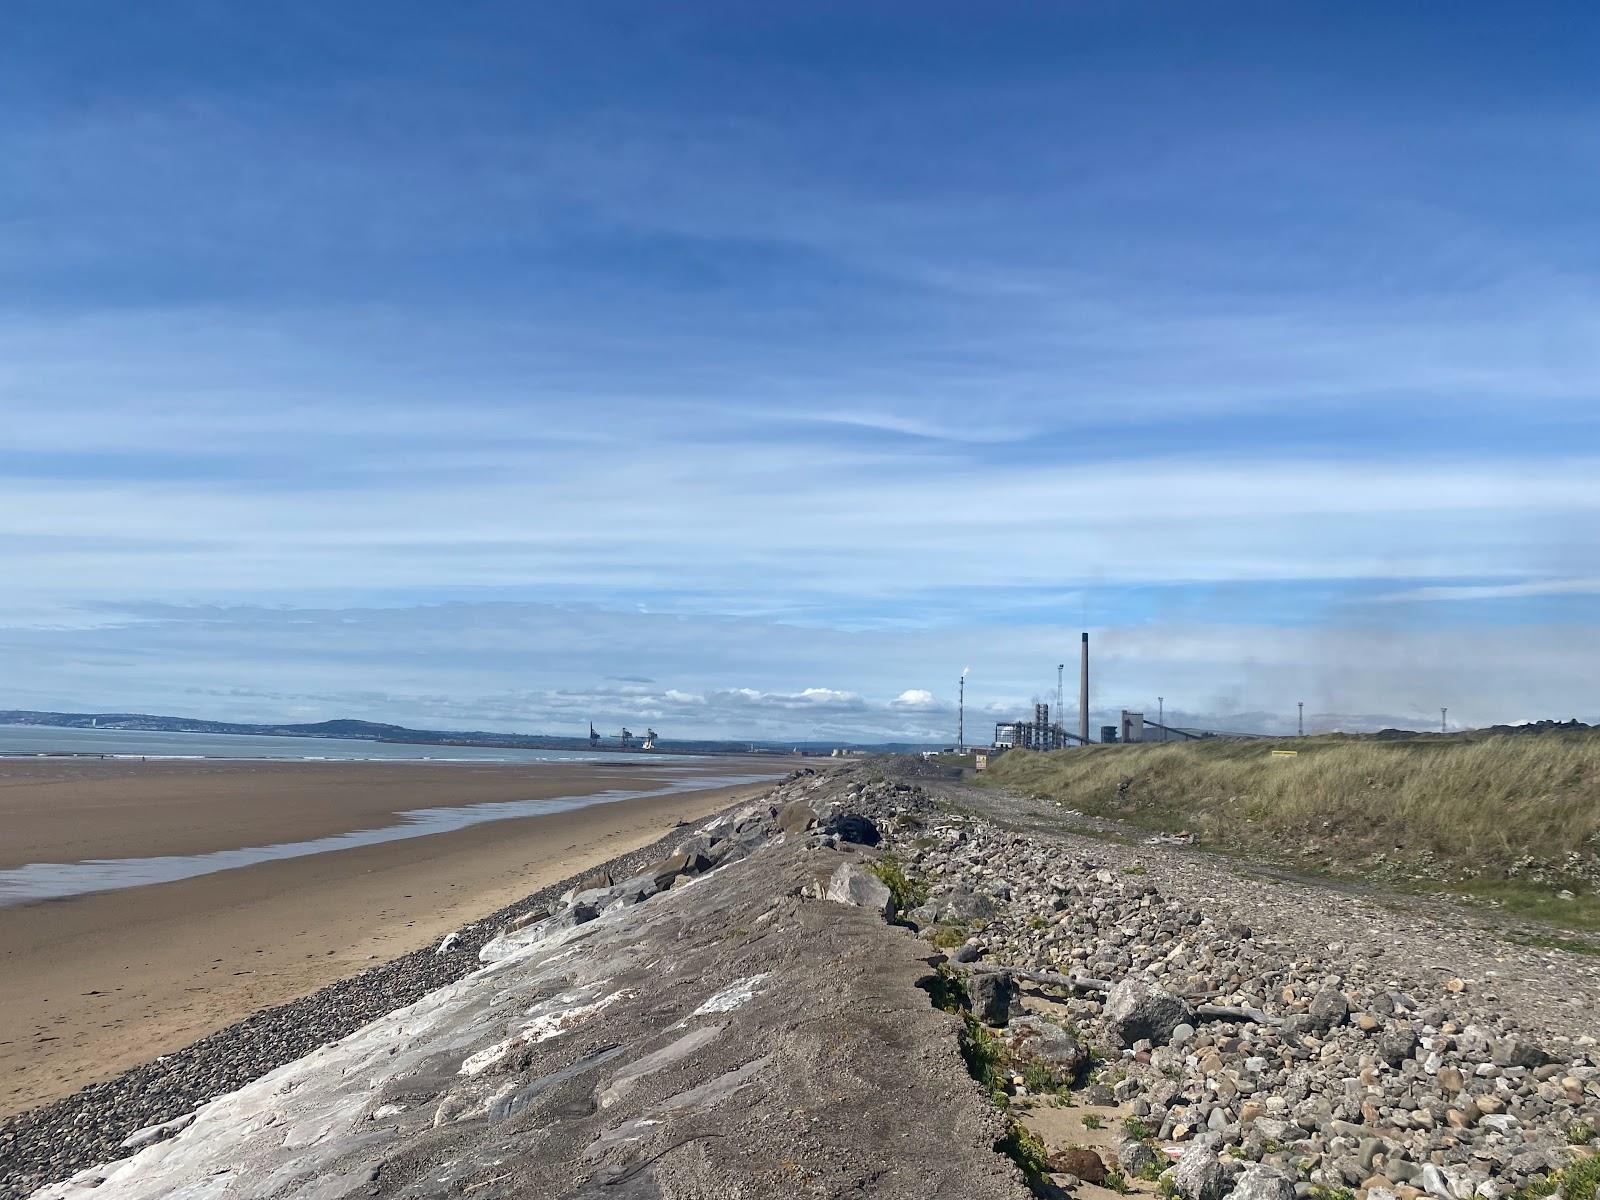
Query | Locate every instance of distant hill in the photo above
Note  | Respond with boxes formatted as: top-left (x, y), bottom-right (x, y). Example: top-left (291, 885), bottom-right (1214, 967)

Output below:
top-left (0, 709), bottom-right (932, 756)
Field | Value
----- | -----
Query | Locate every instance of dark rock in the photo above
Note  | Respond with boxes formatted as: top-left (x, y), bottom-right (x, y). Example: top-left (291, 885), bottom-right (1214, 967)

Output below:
top-left (966, 972), bottom-right (1018, 1027)
top-left (942, 890), bottom-right (999, 923)
top-left (1307, 988), bottom-right (1349, 1033)
top-left (1052, 1148), bottom-right (1107, 1184)
top-left (824, 812), bottom-right (880, 846)
top-left (556, 902), bottom-right (600, 929)
top-left (1376, 1027), bottom-right (1418, 1065)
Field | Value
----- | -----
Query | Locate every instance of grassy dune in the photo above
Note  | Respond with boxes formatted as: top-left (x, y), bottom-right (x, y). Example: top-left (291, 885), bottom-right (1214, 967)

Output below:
top-left (984, 733), bottom-right (1600, 926)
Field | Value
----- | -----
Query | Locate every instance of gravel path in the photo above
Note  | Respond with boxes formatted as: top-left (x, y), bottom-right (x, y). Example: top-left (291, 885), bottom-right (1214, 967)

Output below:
top-left (932, 774), bottom-right (1600, 1045)
top-left (897, 770), bottom-right (1600, 1199)
top-left (0, 820), bottom-right (720, 1200)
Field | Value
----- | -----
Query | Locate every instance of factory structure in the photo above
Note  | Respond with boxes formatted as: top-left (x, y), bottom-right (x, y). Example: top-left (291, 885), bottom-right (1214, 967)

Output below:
top-left (986, 631), bottom-right (1207, 753)
top-left (993, 702), bottom-right (1073, 751)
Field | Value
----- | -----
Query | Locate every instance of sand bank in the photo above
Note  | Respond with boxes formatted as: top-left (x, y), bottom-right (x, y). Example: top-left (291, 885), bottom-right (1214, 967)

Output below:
top-left (0, 757), bottom-right (778, 1116)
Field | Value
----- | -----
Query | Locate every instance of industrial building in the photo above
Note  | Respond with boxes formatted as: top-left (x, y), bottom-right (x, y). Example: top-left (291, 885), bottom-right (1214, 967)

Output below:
top-left (993, 702), bottom-right (1071, 751)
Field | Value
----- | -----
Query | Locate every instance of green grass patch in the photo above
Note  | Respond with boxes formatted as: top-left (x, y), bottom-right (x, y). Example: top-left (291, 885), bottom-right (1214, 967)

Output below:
top-left (1412, 877), bottom-right (1600, 933)
top-left (918, 966), bottom-right (969, 1015)
top-left (1516, 1153), bottom-right (1600, 1200)
top-left (995, 1121), bottom-right (1052, 1191)
top-left (930, 921), bottom-right (974, 949)
top-left (1122, 1116), bottom-right (1154, 1140)
top-left (866, 851), bottom-right (930, 914)
top-left (960, 1014), bottom-right (1007, 1097)
top-left (985, 734), bottom-right (1600, 929)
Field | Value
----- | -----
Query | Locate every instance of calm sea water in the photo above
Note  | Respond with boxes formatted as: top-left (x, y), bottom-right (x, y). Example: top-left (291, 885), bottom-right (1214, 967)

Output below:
top-left (0, 724), bottom-right (674, 764)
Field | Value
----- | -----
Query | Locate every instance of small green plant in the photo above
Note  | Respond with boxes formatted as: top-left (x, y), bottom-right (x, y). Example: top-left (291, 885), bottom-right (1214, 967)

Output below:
top-left (1515, 1155), bottom-right (1600, 1200)
top-left (918, 966), bottom-right (969, 1015)
top-left (1126, 863), bottom-right (1147, 875)
top-left (1105, 1169), bottom-right (1131, 1194)
top-left (1082, 1113), bottom-right (1104, 1130)
top-left (1569, 1120), bottom-right (1596, 1145)
top-left (1308, 1187), bottom-right (1355, 1200)
top-left (929, 921), bottom-right (972, 949)
top-left (960, 1015), bottom-right (1007, 1094)
top-left (996, 1121), bottom-right (1052, 1189)
top-left (1158, 1175), bottom-right (1180, 1199)
top-left (1028, 915), bottom-right (1049, 931)
top-left (1122, 1116), bottom-right (1153, 1140)
top-left (866, 851), bottom-right (930, 914)
top-left (1020, 1061), bottom-right (1057, 1094)
top-left (1136, 1158), bottom-right (1166, 1183)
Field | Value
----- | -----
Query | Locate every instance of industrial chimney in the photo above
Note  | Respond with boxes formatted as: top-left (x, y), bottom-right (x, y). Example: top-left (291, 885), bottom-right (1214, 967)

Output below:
top-left (1079, 632), bottom-right (1090, 744)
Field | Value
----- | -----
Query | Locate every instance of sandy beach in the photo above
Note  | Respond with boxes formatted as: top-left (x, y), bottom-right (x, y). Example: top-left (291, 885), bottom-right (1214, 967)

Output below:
top-left (0, 756), bottom-right (779, 1117)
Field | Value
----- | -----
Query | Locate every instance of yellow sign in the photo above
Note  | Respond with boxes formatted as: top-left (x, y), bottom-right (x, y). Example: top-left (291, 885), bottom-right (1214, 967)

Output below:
top-left (1270, 749), bottom-right (1298, 758)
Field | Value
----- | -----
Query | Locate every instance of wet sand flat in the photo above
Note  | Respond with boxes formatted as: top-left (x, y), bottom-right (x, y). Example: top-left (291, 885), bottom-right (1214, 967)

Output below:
top-left (0, 757), bottom-right (778, 1116)
top-left (0, 756), bottom-right (729, 868)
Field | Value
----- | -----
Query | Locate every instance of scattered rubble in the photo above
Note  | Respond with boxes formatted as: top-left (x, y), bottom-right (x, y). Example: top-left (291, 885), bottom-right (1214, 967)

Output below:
top-left (890, 792), bottom-right (1600, 1200)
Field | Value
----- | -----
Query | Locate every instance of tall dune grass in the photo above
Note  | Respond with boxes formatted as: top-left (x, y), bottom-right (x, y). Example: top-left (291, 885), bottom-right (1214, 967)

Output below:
top-left (985, 734), bottom-right (1600, 879)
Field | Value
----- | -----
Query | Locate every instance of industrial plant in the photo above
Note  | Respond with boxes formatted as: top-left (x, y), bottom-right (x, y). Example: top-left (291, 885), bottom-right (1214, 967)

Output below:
top-left (985, 631), bottom-right (1209, 755)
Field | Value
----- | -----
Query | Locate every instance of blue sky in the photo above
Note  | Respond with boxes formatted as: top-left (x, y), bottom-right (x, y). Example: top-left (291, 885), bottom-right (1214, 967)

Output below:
top-left (2, 2), bottom-right (1596, 741)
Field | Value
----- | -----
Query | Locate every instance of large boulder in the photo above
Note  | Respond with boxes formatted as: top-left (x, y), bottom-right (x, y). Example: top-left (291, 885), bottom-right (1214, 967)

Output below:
top-left (671, 834), bottom-right (725, 870)
top-left (942, 889), bottom-right (999, 923)
top-left (965, 972), bottom-right (1018, 1027)
top-left (825, 863), bottom-right (895, 920)
top-left (777, 801), bottom-right (819, 834)
top-left (823, 812), bottom-right (881, 846)
top-left (1307, 987), bottom-right (1349, 1032)
top-left (1228, 1165), bottom-right (1298, 1200)
top-left (1103, 978), bottom-right (1196, 1047)
top-left (1174, 1145), bottom-right (1228, 1200)
top-left (637, 852), bottom-right (693, 891)
top-left (1051, 1148), bottom-right (1107, 1185)
top-left (1491, 1036), bottom-right (1553, 1069)
top-left (1118, 1139), bottom-right (1160, 1177)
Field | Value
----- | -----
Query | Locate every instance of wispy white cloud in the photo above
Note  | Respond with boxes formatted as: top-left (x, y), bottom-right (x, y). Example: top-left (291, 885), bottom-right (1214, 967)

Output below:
top-left (3, 6), bottom-right (1597, 737)
top-left (1372, 578), bottom-right (1600, 603)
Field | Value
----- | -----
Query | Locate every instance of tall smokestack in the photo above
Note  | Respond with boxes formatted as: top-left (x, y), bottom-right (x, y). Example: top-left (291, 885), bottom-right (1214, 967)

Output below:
top-left (1079, 632), bottom-right (1089, 744)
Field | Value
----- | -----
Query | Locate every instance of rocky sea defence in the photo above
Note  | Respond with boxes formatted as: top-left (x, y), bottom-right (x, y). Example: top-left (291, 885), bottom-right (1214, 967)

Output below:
top-left (13, 770), bottom-right (1032, 1200)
